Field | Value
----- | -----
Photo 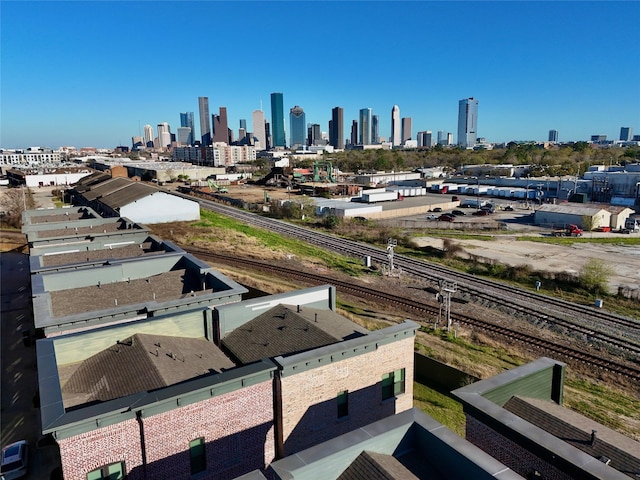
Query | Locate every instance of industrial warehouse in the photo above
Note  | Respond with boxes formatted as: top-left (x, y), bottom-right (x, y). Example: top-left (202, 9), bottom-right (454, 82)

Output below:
top-left (4, 203), bottom-right (634, 479)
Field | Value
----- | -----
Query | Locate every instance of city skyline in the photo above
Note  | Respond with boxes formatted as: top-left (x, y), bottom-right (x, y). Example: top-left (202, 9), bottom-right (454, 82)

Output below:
top-left (1, 1), bottom-right (639, 148)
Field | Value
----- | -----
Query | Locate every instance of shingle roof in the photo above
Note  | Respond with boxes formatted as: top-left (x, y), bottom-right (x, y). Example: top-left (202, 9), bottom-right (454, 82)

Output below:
top-left (41, 241), bottom-right (163, 267)
top-left (337, 451), bottom-right (419, 480)
top-left (35, 219), bottom-right (130, 238)
top-left (50, 269), bottom-right (212, 317)
top-left (60, 333), bottom-right (235, 408)
top-left (504, 396), bottom-right (640, 478)
top-left (221, 304), bottom-right (342, 364)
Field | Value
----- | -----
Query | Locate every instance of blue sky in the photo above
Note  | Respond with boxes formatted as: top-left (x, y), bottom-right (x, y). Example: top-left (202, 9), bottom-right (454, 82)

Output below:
top-left (1, 1), bottom-right (639, 149)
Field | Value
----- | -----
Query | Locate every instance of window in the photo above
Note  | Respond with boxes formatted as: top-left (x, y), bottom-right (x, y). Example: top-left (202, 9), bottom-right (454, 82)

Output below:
top-left (337, 390), bottom-right (349, 418)
top-left (86, 462), bottom-right (126, 480)
top-left (381, 368), bottom-right (405, 400)
top-left (189, 437), bottom-right (206, 475)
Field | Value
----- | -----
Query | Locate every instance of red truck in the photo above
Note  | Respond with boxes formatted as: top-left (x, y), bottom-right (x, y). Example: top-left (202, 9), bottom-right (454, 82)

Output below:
top-left (553, 224), bottom-right (583, 237)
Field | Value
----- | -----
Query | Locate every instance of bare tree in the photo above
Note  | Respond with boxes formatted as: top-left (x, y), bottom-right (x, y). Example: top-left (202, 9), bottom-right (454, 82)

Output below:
top-left (0, 187), bottom-right (38, 228)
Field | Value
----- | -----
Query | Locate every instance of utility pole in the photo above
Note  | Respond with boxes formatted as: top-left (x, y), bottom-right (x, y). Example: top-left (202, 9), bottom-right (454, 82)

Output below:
top-left (437, 280), bottom-right (457, 332)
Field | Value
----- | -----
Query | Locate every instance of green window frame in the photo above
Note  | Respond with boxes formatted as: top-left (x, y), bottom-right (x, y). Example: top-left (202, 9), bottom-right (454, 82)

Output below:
top-left (86, 462), bottom-right (126, 480)
top-left (337, 390), bottom-right (349, 418)
top-left (190, 437), bottom-right (206, 475)
top-left (381, 368), bottom-right (405, 400)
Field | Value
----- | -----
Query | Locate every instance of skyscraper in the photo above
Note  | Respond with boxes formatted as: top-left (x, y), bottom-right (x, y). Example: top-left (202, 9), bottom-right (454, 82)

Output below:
top-left (212, 107), bottom-right (229, 143)
top-left (457, 97), bottom-right (478, 148)
top-left (401, 117), bottom-right (412, 143)
top-left (350, 120), bottom-right (358, 146)
top-left (330, 107), bottom-right (344, 149)
top-left (289, 105), bottom-right (306, 148)
top-left (252, 110), bottom-right (266, 150)
top-left (143, 124), bottom-right (154, 147)
top-left (372, 115), bottom-right (380, 144)
top-left (308, 123), bottom-right (321, 146)
top-left (180, 112), bottom-right (195, 145)
top-left (359, 108), bottom-right (372, 145)
top-left (198, 97), bottom-right (211, 145)
top-left (548, 129), bottom-right (558, 143)
top-left (391, 105), bottom-right (401, 146)
top-left (157, 122), bottom-right (171, 149)
top-left (177, 127), bottom-right (192, 146)
top-left (239, 119), bottom-right (247, 130)
top-left (620, 127), bottom-right (633, 141)
top-left (270, 93), bottom-right (286, 147)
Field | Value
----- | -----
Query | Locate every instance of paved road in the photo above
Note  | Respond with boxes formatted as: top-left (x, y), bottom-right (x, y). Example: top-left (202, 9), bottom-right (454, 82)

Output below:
top-left (1, 252), bottom-right (61, 479)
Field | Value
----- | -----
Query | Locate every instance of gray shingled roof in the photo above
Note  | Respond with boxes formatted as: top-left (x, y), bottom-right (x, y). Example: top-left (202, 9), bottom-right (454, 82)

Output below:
top-left (50, 269), bottom-right (212, 317)
top-left (337, 451), bottom-right (419, 480)
top-left (222, 304), bottom-right (342, 364)
top-left (504, 396), bottom-right (640, 478)
top-left (35, 219), bottom-right (129, 239)
top-left (60, 333), bottom-right (235, 408)
top-left (41, 241), bottom-right (162, 267)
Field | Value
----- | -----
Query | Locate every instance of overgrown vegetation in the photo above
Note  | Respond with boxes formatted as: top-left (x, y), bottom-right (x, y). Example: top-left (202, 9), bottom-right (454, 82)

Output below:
top-left (192, 210), bottom-right (368, 276)
top-left (0, 186), bottom-right (37, 228)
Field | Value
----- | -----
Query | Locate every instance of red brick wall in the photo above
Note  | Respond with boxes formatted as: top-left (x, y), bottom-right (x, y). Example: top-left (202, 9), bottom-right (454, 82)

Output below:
top-left (466, 415), bottom-right (573, 480)
top-left (142, 381), bottom-right (275, 480)
top-left (58, 418), bottom-right (144, 480)
top-left (57, 381), bottom-right (274, 480)
top-left (279, 336), bottom-right (414, 455)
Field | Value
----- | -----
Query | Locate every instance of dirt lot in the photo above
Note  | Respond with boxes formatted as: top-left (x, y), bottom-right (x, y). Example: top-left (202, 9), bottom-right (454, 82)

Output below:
top-left (413, 235), bottom-right (640, 294)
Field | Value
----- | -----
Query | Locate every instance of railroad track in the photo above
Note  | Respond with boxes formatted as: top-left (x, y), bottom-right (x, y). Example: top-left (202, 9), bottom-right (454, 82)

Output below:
top-left (187, 248), bottom-right (640, 381)
top-left (182, 194), bottom-right (640, 353)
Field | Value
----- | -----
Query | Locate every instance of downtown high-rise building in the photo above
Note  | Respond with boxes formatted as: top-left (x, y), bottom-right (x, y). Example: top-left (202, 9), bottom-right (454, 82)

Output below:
top-left (359, 108), bottom-right (372, 145)
top-left (548, 129), bottom-right (558, 143)
top-left (157, 122), bottom-right (171, 149)
top-left (180, 112), bottom-right (195, 145)
top-left (177, 127), bottom-right (192, 146)
top-left (457, 97), bottom-right (478, 148)
top-left (289, 105), bottom-right (306, 148)
top-left (350, 120), bottom-right (358, 146)
top-left (620, 127), bottom-right (633, 141)
top-left (270, 93), bottom-right (286, 147)
top-left (198, 97), bottom-right (211, 145)
top-left (372, 115), bottom-right (380, 144)
top-left (417, 131), bottom-right (433, 148)
top-left (212, 107), bottom-right (229, 143)
top-left (391, 105), bottom-right (401, 146)
top-left (143, 124), bottom-right (154, 147)
top-left (252, 110), bottom-right (266, 150)
top-left (308, 124), bottom-right (321, 146)
top-left (401, 117), bottom-right (412, 143)
top-left (330, 107), bottom-right (344, 149)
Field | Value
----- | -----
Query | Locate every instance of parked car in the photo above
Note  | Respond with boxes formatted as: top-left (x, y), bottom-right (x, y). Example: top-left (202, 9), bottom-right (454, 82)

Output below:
top-left (438, 214), bottom-right (455, 222)
top-left (426, 214), bottom-right (439, 220)
top-left (452, 210), bottom-right (466, 216)
top-left (473, 210), bottom-right (490, 216)
top-left (1, 441), bottom-right (29, 480)
top-left (504, 205), bottom-right (514, 211)
top-left (432, 207), bottom-right (443, 212)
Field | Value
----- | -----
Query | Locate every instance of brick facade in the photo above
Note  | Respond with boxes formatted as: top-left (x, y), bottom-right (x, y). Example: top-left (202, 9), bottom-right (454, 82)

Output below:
top-left (466, 415), bottom-right (572, 480)
top-left (57, 381), bottom-right (274, 480)
top-left (279, 336), bottom-right (414, 455)
top-left (58, 418), bottom-right (144, 480)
